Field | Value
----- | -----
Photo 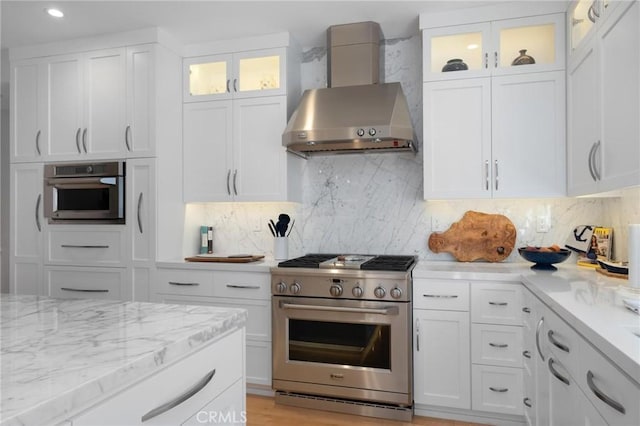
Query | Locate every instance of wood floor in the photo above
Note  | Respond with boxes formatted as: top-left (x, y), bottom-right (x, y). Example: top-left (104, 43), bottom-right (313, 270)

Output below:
top-left (246, 395), bottom-right (485, 426)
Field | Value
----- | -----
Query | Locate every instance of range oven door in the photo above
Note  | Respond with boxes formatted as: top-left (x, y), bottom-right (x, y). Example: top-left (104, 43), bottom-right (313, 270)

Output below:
top-left (272, 296), bottom-right (411, 399)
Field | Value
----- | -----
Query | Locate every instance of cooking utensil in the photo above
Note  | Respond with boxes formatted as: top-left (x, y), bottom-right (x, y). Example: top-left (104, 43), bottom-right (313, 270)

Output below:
top-left (286, 219), bottom-right (295, 237)
top-left (276, 214), bottom-right (291, 237)
top-left (268, 222), bottom-right (276, 237)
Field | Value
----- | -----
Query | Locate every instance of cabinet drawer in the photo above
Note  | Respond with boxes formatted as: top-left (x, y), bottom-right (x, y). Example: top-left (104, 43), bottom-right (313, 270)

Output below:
top-left (545, 309), bottom-right (583, 381)
top-left (471, 283), bottom-right (523, 325)
top-left (72, 329), bottom-right (244, 426)
top-left (212, 271), bottom-right (270, 300)
top-left (45, 267), bottom-right (123, 300)
top-left (472, 323), bottom-right (523, 368)
top-left (472, 364), bottom-right (524, 416)
top-left (156, 269), bottom-right (214, 297)
top-left (46, 228), bottom-right (126, 266)
top-left (578, 344), bottom-right (640, 426)
top-left (413, 279), bottom-right (469, 311)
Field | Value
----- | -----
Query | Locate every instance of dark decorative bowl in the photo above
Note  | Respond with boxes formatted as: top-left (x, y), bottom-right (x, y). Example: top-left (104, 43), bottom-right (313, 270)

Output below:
top-left (442, 59), bottom-right (468, 72)
top-left (518, 247), bottom-right (571, 270)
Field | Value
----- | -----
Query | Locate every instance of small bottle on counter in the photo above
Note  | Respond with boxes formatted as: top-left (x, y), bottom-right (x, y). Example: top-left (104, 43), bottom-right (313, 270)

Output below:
top-left (200, 226), bottom-right (208, 254)
top-left (207, 226), bottom-right (214, 254)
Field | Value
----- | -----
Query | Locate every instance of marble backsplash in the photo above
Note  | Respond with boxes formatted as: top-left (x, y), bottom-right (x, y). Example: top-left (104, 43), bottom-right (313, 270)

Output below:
top-left (183, 35), bottom-right (640, 262)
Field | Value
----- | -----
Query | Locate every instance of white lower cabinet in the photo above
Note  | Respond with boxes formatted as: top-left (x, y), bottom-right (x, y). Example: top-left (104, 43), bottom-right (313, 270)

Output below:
top-left (413, 279), bottom-right (471, 409)
top-left (70, 328), bottom-right (245, 426)
top-left (153, 267), bottom-right (271, 391)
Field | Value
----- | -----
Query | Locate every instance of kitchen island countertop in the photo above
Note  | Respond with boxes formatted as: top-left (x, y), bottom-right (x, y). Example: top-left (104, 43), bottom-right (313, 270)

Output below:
top-left (0, 295), bottom-right (247, 426)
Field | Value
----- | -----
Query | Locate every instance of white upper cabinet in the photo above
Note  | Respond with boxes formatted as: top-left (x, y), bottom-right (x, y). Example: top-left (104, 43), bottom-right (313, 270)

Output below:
top-left (423, 13), bottom-right (565, 82)
top-left (567, 0), bottom-right (640, 195)
top-left (184, 48), bottom-right (286, 102)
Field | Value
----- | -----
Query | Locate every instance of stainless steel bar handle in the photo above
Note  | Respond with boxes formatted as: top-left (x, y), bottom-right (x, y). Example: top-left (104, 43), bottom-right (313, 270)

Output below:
top-left (593, 141), bottom-right (602, 180)
top-left (35, 194), bottom-right (42, 232)
top-left (415, 318), bottom-right (420, 352)
top-left (280, 302), bottom-right (398, 316)
top-left (490, 387), bottom-right (508, 393)
top-left (494, 160), bottom-right (499, 191)
top-left (226, 284), bottom-right (260, 289)
top-left (125, 125), bottom-right (132, 151)
top-left (82, 128), bottom-right (88, 153)
top-left (587, 370), bottom-right (626, 414)
top-left (423, 294), bottom-right (458, 299)
top-left (523, 350), bottom-right (532, 359)
top-left (141, 369), bottom-right (216, 422)
top-left (226, 169), bottom-right (231, 195)
top-left (226, 79), bottom-right (230, 93)
top-left (485, 160), bottom-right (489, 190)
top-left (61, 244), bottom-right (109, 249)
top-left (233, 78), bottom-right (238, 92)
top-left (489, 301), bottom-right (507, 306)
top-left (522, 307), bottom-right (531, 313)
top-left (535, 317), bottom-right (546, 362)
top-left (485, 52), bottom-right (489, 69)
top-left (233, 169), bottom-right (238, 195)
top-left (588, 142), bottom-right (598, 181)
top-left (548, 358), bottom-right (570, 386)
top-left (494, 51), bottom-right (498, 68)
top-left (489, 342), bottom-right (508, 348)
top-left (61, 288), bottom-right (109, 293)
top-left (35, 130), bottom-right (42, 155)
top-left (137, 192), bottom-right (144, 234)
top-left (547, 330), bottom-right (570, 353)
top-left (523, 398), bottom-right (532, 408)
top-left (75, 128), bottom-right (82, 153)
top-left (168, 281), bottom-right (200, 286)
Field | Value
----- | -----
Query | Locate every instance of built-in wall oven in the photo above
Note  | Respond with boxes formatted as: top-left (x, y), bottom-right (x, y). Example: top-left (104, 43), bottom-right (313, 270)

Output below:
top-left (44, 161), bottom-right (125, 224)
top-left (271, 254), bottom-right (416, 421)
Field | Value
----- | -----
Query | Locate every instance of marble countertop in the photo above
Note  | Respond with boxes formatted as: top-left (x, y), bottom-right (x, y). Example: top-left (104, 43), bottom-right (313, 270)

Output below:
top-left (415, 260), bottom-right (640, 385)
top-left (0, 295), bottom-right (247, 426)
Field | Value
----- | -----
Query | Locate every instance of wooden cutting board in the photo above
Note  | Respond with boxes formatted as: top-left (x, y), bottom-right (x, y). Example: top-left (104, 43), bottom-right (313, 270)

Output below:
top-left (185, 255), bottom-right (265, 263)
top-left (428, 211), bottom-right (516, 262)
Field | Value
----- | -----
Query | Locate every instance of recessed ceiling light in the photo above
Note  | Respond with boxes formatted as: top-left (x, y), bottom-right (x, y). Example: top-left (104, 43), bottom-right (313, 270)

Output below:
top-left (467, 44), bottom-right (479, 50)
top-left (45, 8), bottom-right (64, 18)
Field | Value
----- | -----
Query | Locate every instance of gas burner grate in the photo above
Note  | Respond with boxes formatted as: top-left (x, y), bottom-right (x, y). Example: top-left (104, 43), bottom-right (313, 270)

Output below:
top-left (277, 254), bottom-right (340, 268)
top-left (361, 255), bottom-right (416, 272)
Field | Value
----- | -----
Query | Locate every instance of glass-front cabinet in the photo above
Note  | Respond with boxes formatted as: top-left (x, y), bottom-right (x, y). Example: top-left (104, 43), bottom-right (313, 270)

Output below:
top-left (568, 0), bottom-right (620, 55)
top-left (184, 47), bottom-right (285, 101)
top-left (423, 13), bottom-right (565, 81)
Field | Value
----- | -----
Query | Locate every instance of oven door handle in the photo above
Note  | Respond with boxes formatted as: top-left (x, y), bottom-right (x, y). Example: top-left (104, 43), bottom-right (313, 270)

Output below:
top-left (46, 177), bottom-right (118, 187)
top-left (279, 302), bottom-right (398, 316)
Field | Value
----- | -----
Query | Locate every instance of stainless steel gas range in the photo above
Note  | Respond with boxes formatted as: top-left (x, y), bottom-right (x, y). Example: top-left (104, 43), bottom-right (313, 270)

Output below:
top-left (270, 254), bottom-right (417, 421)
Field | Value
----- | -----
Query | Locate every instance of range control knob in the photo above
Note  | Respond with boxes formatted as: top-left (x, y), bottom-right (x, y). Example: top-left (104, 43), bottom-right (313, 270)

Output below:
top-left (374, 286), bottom-right (386, 299)
top-left (330, 284), bottom-right (343, 297)
top-left (357, 128), bottom-right (365, 137)
top-left (275, 281), bottom-right (287, 293)
top-left (390, 287), bottom-right (403, 299)
top-left (290, 282), bottom-right (301, 295)
top-left (368, 128), bottom-right (377, 136)
top-left (352, 286), bottom-right (364, 298)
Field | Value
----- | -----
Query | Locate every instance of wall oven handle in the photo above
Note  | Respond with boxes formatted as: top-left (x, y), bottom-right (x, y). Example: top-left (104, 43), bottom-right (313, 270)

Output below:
top-left (137, 192), bottom-right (144, 234)
top-left (75, 128), bottom-right (82, 154)
top-left (587, 370), bottom-right (625, 414)
top-left (47, 177), bottom-right (117, 186)
top-left (423, 294), bottom-right (458, 299)
top-left (61, 287), bottom-right (109, 293)
top-left (141, 369), bottom-right (216, 422)
top-left (280, 301), bottom-right (398, 316)
top-left (35, 194), bottom-right (42, 232)
top-left (61, 244), bottom-right (110, 249)
top-left (548, 330), bottom-right (570, 353)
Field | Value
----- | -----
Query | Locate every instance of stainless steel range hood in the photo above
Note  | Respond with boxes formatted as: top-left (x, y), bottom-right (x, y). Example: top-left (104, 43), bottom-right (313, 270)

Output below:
top-left (283, 22), bottom-right (417, 156)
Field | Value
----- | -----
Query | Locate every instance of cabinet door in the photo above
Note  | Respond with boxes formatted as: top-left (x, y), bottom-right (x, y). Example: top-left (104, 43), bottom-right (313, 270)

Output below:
top-left (183, 54), bottom-right (233, 102)
top-left (128, 158), bottom-right (156, 265)
top-left (9, 164), bottom-right (43, 295)
top-left (10, 59), bottom-right (46, 162)
top-left (597, 0), bottom-right (640, 191)
top-left (414, 310), bottom-right (471, 409)
top-left (491, 71), bottom-right (566, 198)
top-left (183, 101), bottom-right (233, 202)
top-left (569, 0), bottom-right (599, 55)
top-left (47, 54), bottom-right (84, 159)
top-left (126, 45), bottom-right (156, 157)
top-left (233, 96), bottom-right (288, 201)
top-left (423, 78), bottom-right (492, 199)
top-left (547, 357), bottom-right (580, 426)
top-left (233, 48), bottom-right (286, 98)
top-left (567, 41), bottom-right (600, 196)
top-left (83, 48), bottom-right (127, 158)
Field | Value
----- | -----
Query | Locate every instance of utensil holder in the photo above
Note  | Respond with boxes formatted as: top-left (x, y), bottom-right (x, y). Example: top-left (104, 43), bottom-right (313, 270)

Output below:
top-left (274, 237), bottom-right (289, 260)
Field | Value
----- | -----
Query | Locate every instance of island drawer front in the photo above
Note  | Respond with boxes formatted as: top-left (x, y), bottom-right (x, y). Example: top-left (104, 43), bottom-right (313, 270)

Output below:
top-left (182, 378), bottom-right (245, 425)
top-left (413, 279), bottom-right (469, 311)
top-left (156, 269), bottom-right (214, 296)
top-left (578, 341), bottom-right (640, 426)
top-left (45, 267), bottom-right (123, 300)
top-left (71, 328), bottom-right (244, 426)
top-left (471, 283), bottom-right (523, 325)
top-left (472, 323), bottom-right (524, 368)
top-left (46, 228), bottom-right (126, 266)
top-left (212, 271), bottom-right (271, 300)
top-left (471, 364), bottom-right (524, 416)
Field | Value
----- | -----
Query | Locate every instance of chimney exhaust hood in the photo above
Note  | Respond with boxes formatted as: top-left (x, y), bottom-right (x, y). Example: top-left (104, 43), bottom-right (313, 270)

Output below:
top-left (282, 22), bottom-right (417, 156)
